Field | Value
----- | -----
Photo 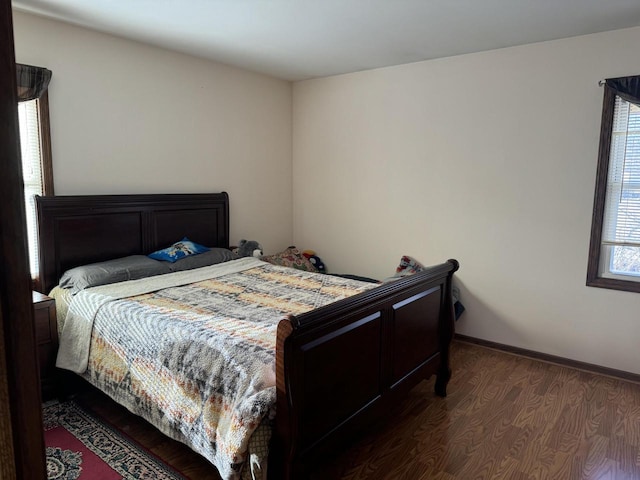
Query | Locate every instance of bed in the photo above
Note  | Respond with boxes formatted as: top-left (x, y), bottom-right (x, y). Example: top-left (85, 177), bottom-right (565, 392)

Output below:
top-left (36, 192), bottom-right (459, 480)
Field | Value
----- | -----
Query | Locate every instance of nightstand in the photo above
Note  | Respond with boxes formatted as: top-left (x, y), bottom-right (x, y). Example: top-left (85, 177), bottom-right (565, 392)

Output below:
top-left (32, 291), bottom-right (58, 400)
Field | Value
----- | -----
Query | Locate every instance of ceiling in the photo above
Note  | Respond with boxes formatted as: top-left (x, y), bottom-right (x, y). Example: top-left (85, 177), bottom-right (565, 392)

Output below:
top-left (11, 0), bottom-right (640, 81)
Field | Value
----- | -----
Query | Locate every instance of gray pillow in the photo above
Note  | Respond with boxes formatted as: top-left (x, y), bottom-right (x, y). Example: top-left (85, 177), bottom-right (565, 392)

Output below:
top-left (168, 248), bottom-right (238, 272)
top-left (59, 255), bottom-right (171, 292)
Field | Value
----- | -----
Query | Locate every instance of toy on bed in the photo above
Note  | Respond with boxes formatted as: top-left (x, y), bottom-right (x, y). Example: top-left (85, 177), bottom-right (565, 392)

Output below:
top-left (234, 239), bottom-right (263, 257)
top-left (302, 249), bottom-right (326, 273)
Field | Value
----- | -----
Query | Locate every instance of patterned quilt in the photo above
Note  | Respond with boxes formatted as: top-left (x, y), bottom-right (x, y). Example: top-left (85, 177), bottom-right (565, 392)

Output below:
top-left (55, 258), bottom-right (376, 480)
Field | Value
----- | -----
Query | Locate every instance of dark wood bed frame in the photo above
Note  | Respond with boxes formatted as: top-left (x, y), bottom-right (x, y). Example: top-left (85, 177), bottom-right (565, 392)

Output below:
top-left (36, 192), bottom-right (459, 480)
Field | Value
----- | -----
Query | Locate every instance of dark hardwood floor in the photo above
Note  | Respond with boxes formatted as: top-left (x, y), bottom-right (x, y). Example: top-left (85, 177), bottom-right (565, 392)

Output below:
top-left (69, 340), bottom-right (640, 479)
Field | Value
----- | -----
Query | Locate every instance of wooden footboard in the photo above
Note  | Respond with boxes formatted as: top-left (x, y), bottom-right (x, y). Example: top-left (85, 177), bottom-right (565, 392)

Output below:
top-left (271, 259), bottom-right (459, 479)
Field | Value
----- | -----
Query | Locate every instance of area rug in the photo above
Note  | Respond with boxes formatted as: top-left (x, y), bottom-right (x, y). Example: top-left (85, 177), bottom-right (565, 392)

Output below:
top-left (43, 400), bottom-right (188, 479)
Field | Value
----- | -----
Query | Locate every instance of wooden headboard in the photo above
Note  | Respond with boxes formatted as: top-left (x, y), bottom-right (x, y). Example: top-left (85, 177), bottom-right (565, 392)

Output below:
top-left (36, 193), bottom-right (230, 294)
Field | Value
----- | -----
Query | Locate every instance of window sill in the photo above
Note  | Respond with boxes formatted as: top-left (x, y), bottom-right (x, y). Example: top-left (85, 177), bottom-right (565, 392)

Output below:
top-left (586, 275), bottom-right (640, 293)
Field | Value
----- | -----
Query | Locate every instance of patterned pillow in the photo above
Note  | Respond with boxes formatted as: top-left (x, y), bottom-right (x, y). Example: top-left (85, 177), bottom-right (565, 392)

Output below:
top-left (395, 255), bottom-right (425, 276)
top-left (148, 237), bottom-right (210, 263)
top-left (261, 246), bottom-right (319, 272)
top-left (383, 255), bottom-right (426, 282)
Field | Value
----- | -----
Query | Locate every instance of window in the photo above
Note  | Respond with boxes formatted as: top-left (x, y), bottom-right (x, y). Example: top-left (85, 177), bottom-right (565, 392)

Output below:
top-left (587, 75), bottom-right (640, 292)
top-left (16, 64), bottom-right (53, 284)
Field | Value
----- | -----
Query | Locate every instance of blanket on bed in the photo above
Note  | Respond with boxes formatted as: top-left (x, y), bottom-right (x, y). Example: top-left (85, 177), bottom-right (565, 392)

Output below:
top-left (55, 258), bottom-right (376, 480)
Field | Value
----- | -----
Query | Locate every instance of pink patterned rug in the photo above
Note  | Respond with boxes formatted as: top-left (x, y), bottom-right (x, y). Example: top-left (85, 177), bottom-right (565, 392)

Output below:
top-left (44, 400), bottom-right (188, 479)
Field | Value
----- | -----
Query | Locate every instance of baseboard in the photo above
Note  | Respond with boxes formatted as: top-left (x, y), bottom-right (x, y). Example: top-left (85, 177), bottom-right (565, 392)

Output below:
top-left (454, 333), bottom-right (640, 384)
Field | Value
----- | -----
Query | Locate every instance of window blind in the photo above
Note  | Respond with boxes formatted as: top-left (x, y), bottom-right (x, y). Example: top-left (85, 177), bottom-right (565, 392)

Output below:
top-left (18, 99), bottom-right (43, 277)
top-left (602, 96), bottom-right (640, 247)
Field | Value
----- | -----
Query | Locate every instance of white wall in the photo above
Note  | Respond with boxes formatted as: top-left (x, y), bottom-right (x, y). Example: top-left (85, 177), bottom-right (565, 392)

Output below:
top-left (292, 27), bottom-right (640, 374)
top-left (13, 10), bottom-right (640, 374)
top-left (13, 11), bottom-right (293, 253)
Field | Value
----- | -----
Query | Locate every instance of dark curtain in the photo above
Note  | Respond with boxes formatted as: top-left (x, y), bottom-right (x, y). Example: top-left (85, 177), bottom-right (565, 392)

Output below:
top-left (16, 63), bottom-right (52, 102)
top-left (605, 75), bottom-right (640, 106)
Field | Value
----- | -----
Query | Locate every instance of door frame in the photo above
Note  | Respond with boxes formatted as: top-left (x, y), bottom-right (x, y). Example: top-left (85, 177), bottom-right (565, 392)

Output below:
top-left (0, 0), bottom-right (47, 477)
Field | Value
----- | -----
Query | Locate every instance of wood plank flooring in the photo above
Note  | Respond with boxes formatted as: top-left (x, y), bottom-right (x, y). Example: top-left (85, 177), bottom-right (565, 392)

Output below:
top-left (72, 341), bottom-right (640, 479)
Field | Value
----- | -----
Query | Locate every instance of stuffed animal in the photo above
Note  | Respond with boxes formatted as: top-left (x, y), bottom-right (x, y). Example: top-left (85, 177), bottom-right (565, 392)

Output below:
top-left (235, 239), bottom-right (263, 258)
top-left (302, 249), bottom-right (327, 273)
